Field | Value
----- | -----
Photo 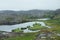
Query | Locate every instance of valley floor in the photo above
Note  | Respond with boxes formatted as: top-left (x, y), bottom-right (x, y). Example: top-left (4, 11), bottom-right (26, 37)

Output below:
top-left (0, 19), bottom-right (60, 40)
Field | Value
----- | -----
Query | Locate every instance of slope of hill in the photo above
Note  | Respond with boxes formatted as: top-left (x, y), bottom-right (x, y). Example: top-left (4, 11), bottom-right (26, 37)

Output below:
top-left (0, 9), bottom-right (60, 25)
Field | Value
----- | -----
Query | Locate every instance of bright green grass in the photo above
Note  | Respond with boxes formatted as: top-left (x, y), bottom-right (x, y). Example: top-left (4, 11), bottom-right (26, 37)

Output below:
top-left (29, 23), bottom-right (45, 30)
top-left (44, 19), bottom-right (60, 33)
top-left (12, 28), bottom-right (22, 32)
top-left (4, 32), bottom-right (38, 40)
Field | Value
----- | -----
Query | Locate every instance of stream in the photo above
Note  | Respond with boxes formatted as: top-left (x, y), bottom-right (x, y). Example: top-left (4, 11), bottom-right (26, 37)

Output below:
top-left (0, 18), bottom-right (51, 33)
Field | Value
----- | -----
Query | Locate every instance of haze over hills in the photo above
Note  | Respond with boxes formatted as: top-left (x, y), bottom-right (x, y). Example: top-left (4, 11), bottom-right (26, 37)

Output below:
top-left (0, 9), bottom-right (60, 25)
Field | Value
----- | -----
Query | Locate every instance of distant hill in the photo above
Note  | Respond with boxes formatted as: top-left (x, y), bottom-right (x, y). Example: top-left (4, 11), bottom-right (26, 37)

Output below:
top-left (0, 9), bottom-right (60, 25)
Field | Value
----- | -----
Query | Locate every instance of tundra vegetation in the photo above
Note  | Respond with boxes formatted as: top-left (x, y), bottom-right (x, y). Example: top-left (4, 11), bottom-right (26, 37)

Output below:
top-left (0, 9), bottom-right (60, 40)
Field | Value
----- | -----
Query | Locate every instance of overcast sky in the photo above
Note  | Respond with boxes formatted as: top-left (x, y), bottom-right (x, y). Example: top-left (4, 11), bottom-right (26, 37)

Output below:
top-left (0, 0), bottom-right (60, 10)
